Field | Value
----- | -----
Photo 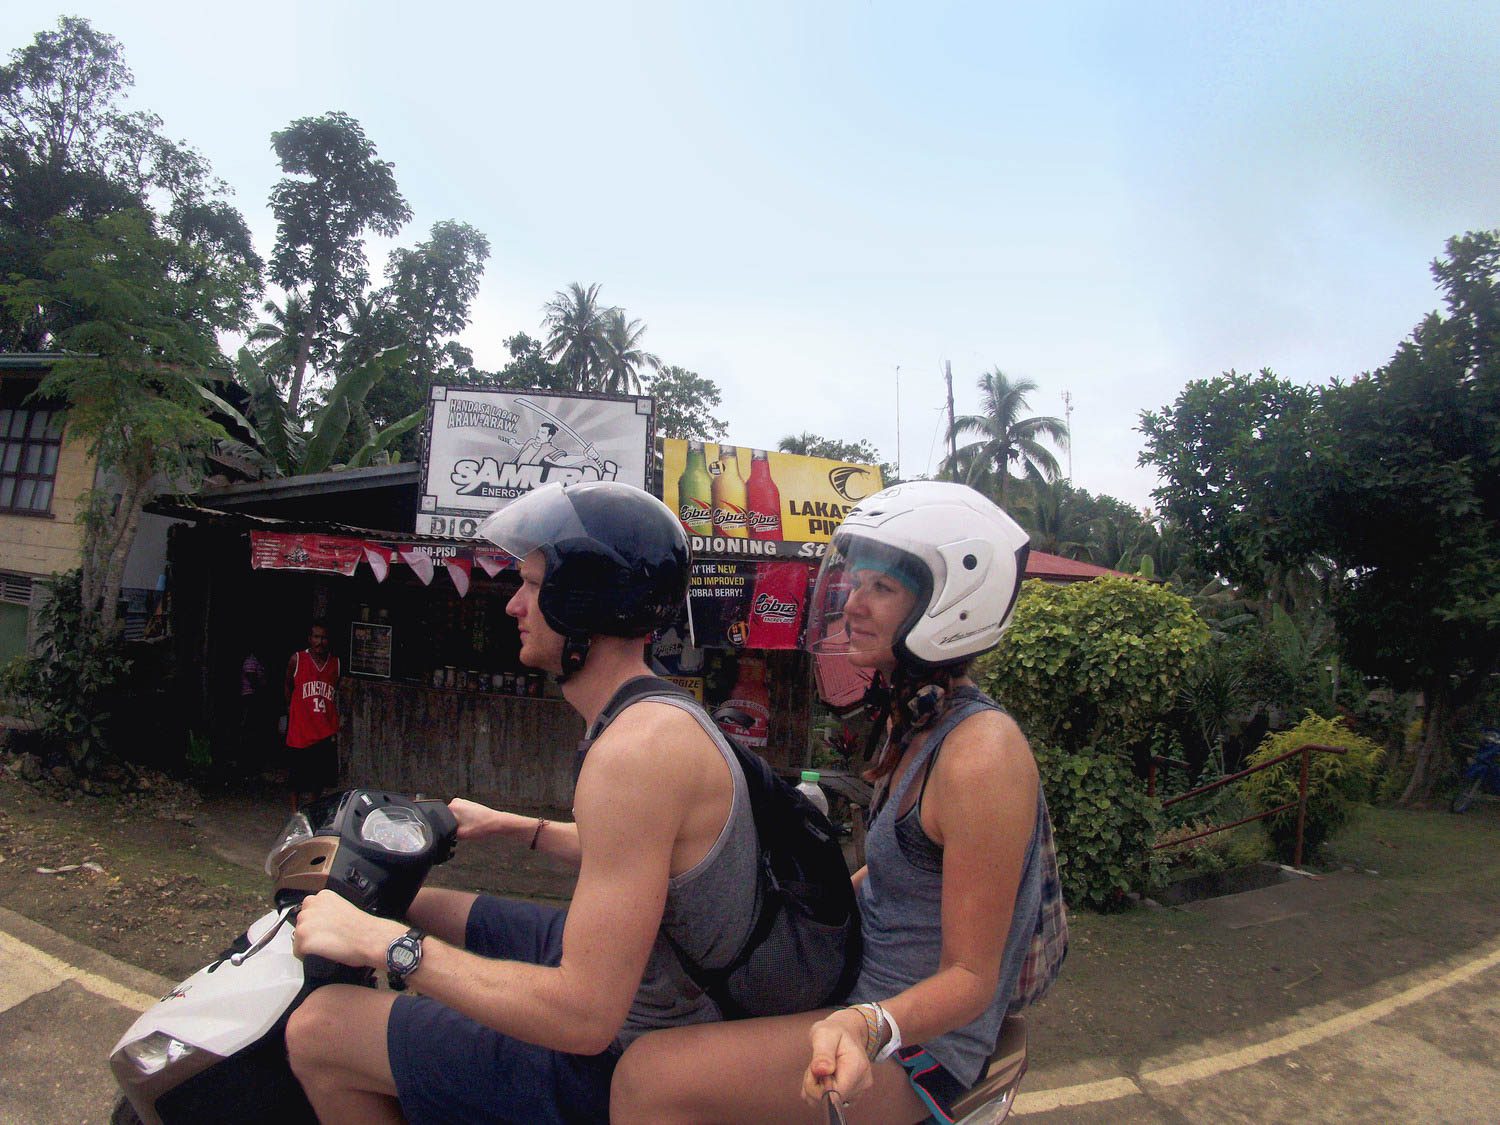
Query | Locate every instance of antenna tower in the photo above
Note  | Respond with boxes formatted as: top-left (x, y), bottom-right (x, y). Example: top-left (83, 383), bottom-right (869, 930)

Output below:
top-left (1061, 390), bottom-right (1074, 479)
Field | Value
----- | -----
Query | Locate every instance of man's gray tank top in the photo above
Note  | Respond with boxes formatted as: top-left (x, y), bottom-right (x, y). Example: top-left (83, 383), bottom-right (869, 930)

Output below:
top-left (609, 694), bottom-right (760, 1049)
top-left (849, 686), bottom-right (1046, 1087)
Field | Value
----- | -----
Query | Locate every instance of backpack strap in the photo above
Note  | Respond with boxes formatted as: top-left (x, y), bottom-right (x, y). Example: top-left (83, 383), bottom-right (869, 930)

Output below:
top-left (574, 675), bottom-right (694, 779)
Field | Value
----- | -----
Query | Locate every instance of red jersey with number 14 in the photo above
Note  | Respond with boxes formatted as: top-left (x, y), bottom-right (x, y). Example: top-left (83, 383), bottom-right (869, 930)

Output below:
top-left (287, 650), bottom-right (340, 748)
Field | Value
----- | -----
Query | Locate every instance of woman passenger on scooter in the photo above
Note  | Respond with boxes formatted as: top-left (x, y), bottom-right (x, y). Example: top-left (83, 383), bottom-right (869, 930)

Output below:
top-left (611, 481), bottom-right (1056, 1124)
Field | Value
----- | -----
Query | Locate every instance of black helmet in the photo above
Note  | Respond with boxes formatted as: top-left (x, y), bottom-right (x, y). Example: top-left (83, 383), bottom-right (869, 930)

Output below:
top-left (476, 481), bottom-right (691, 677)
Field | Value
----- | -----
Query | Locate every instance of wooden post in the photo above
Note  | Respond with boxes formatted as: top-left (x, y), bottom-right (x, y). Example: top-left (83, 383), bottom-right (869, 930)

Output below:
top-left (1294, 747), bottom-right (1311, 868)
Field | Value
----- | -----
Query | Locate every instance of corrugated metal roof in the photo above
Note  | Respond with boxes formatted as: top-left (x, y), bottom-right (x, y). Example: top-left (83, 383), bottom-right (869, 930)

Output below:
top-left (145, 498), bottom-right (465, 547)
top-left (1026, 550), bottom-right (1137, 582)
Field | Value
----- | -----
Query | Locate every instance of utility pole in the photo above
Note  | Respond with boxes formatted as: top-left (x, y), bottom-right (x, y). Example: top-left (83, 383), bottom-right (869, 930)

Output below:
top-left (894, 364), bottom-right (902, 482)
top-left (1061, 390), bottom-right (1074, 479)
top-left (943, 360), bottom-right (957, 475)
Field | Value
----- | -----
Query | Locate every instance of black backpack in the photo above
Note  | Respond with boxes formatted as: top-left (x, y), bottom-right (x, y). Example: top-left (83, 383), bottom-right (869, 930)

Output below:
top-left (582, 675), bottom-right (861, 1019)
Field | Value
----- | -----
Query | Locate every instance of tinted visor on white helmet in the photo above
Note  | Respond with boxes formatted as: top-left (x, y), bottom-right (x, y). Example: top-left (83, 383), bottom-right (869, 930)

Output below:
top-left (805, 532), bottom-right (936, 658)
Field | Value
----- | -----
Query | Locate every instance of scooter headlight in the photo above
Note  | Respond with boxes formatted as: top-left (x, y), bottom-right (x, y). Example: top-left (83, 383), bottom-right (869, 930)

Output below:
top-left (120, 1031), bottom-right (200, 1075)
top-left (265, 812), bottom-right (314, 875)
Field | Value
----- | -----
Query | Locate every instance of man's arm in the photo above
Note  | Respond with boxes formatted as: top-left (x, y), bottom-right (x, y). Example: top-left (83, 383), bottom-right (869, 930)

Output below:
top-left (294, 704), bottom-right (695, 1054)
top-left (448, 798), bottom-right (584, 868)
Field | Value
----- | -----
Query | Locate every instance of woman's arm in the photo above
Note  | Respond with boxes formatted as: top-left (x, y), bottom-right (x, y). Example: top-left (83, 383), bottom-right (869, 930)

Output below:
top-left (805, 710), bottom-right (1039, 1101)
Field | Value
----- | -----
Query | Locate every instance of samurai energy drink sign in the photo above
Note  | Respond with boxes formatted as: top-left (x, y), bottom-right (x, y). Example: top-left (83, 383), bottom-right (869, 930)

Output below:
top-left (417, 386), bottom-right (655, 539)
top-left (662, 439), bottom-right (885, 559)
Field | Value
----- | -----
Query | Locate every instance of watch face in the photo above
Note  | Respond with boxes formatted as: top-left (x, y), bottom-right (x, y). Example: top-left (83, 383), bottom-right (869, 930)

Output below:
top-left (390, 938), bottom-right (420, 973)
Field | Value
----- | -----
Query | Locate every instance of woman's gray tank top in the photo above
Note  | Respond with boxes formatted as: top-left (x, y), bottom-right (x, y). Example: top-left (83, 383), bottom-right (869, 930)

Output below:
top-left (615, 695), bottom-right (760, 1049)
top-left (849, 686), bottom-right (1046, 1087)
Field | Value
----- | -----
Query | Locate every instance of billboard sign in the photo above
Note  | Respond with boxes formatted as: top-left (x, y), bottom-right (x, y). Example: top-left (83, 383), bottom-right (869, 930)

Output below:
top-left (662, 439), bottom-right (884, 559)
top-left (417, 385), bottom-right (655, 539)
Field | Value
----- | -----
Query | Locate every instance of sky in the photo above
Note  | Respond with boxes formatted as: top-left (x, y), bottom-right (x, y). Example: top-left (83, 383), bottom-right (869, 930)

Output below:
top-left (5, 2), bottom-right (1498, 508)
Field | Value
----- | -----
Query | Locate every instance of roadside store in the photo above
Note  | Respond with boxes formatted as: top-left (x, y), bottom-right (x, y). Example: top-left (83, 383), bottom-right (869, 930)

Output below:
top-left (154, 388), bottom-right (886, 805)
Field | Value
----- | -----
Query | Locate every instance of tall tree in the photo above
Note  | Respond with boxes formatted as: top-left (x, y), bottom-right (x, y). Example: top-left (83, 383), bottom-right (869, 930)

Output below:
top-left (0, 16), bottom-right (260, 349)
top-left (1138, 368), bottom-right (1318, 598)
top-left (0, 211), bottom-right (247, 631)
top-left (541, 282), bottom-right (608, 389)
top-left (491, 332), bottom-right (570, 391)
top-left (1140, 232), bottom-right (1500, 803)
top-left (598, 307), bottom-right (660, 394)
top-left (647, 365), bottom-right (727, 440)
top-left (943, 368), bottom-right (1069, 508)
top-left (365, 220), bottom-right (490, 431)
top-left (267, 111), bottom-right (410, 415)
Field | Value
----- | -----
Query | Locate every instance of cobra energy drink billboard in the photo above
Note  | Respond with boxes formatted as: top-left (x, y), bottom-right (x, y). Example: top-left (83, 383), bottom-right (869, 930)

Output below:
top-left (416, 386), bottom-right (655, 539)
top-left (661, 439), bottom-right (885, 560)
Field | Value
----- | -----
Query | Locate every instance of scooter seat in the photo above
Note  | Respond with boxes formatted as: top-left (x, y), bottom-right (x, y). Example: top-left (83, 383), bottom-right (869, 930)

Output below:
top-left (949, 1015), bottom-right (1028, 1120)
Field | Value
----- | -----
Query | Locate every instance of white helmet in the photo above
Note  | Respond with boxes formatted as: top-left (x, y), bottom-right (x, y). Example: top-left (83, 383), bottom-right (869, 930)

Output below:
top-left (805, 481), bottom-right (1030, 670)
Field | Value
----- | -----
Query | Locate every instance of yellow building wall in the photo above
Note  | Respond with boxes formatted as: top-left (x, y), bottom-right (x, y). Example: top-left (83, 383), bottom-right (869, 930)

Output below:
top-left (0, 424), bottom-right (93, 578)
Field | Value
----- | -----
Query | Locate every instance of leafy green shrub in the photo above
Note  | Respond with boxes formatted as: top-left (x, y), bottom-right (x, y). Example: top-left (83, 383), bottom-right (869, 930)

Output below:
top-left (0, 570), bottom-right (130, 774)
top-left (1240, 713), bottom-right (1385, 863)
top-left (1036, 743), bottom-right (1162, 911)
top-left (978, 577), bottom-right (1210, 753)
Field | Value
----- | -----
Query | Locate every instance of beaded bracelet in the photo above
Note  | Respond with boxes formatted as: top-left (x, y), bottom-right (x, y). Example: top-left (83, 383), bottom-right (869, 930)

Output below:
top-left (847, 1003), bottom-right (882, 1060)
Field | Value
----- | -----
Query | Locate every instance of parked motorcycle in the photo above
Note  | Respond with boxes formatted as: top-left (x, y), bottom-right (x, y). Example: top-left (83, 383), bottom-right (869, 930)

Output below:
top-left (108, 789), bottom-right (458, 1125)
top-left (1450, 729), bottom-right (1500, 813)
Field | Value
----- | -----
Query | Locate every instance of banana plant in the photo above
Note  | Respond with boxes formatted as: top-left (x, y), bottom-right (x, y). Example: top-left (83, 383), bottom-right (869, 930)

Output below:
top-left (218, 345), bottom-right (411, 476)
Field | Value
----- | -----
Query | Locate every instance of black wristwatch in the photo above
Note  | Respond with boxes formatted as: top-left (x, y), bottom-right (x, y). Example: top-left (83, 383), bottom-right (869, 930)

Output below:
top-left (386, 927), bottom-right (425, 991)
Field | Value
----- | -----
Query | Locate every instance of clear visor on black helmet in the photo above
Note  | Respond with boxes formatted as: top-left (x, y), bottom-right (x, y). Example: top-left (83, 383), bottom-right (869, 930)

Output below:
top-left (804, 532), bottom-right (934, 657)
top-left (475, 482), bottom-right (589, 561)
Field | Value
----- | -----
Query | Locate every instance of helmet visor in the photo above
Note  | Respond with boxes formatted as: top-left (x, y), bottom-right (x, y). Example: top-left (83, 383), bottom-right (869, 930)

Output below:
top-left (475, 482), bottom-right (589, 560)
top-left (804, 533), bottom-right (933, 657)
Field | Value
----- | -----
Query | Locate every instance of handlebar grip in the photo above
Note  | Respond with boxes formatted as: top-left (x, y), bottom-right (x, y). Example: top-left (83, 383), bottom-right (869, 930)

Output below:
top-left (301, 952), bottom-right (346, 986)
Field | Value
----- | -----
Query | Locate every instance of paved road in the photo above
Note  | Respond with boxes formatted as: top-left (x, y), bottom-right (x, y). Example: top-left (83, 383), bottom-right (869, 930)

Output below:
top-left (3, 906), bottom-right (1497, 1124)
top-left (1014, 935), bottom-right (1500, 1123)
top-left (0, 907), bottom-right (167, 1125)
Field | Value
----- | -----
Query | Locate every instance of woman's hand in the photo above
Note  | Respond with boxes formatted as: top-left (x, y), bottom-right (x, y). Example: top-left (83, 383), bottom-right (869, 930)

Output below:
top-left (801, 1008), bottom-right (874, 1108)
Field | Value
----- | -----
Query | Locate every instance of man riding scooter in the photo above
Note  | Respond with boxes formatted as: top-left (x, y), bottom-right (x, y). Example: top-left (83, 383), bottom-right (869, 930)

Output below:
top-left (285, 482), bottom-right (763, 1123)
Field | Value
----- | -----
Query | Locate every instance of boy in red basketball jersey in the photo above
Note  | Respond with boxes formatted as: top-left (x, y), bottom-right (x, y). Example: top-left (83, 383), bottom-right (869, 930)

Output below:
top-left (284, 621), bottom-right (341, 808)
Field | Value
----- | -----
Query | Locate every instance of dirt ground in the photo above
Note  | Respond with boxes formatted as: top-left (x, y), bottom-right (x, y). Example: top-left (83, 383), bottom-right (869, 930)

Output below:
top-left (1, 764), bottom-right (1497, 1071)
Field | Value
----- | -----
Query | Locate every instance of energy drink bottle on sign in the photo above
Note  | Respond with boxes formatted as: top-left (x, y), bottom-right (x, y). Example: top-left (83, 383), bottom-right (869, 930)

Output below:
top-left (677, 441), bottom-right (714, 536)
top-left (712, 655), bottom-right (770, 748)
top-left (711, 445), bottom-right (749, 539)
top-left (746, 449), bottom-right (783, 540)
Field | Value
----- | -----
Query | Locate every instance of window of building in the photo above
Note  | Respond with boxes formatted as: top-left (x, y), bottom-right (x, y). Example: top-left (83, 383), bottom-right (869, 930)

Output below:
top-left (0, 404), bottom-right (66, 515)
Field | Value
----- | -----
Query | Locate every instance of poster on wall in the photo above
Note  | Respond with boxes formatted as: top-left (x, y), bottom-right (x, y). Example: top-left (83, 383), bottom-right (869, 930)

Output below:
top-left (687, 559), bottom-right (809, 649)
top-left (416, 386), bottom-right (655, 539)
top-left (661, 439), bottom-right (884, 560)
top-left (349, 622), bottom-right (393, 678)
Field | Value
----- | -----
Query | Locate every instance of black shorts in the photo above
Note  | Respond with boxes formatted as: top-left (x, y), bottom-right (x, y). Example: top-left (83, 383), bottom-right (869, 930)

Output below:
top-left (286, 737), bottom-right (338, 792)
top-left (386, 897), bottom-right (618, 1125)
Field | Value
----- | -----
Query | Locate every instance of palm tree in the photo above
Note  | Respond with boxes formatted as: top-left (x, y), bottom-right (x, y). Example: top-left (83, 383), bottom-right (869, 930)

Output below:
top-left (541, 282), bottom-right (608, 390)
top-left (942, 368), bottom-right (1069, 507)
top-left (246, 291), bottom-right (312, 392)
top-left (598, 308), bottom-right (660, 394)
top-left (1015, 472), bottom-right (1090, 559)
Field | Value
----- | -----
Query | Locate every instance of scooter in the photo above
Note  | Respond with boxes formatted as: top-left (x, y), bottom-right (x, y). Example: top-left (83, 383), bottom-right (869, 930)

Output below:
top-left (1450, 729), bottom-right (1500, 813)
top-left (108, 789), bottom-right (458, 1125)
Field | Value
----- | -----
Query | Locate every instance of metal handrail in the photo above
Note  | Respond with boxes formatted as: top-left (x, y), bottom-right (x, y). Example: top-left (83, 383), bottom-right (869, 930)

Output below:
top-left (1150, 743), bottom-right (1348, 868)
